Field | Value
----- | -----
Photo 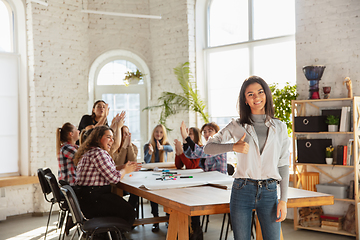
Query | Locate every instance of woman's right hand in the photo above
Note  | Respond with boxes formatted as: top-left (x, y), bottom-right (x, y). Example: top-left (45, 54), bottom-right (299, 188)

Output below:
top-left (121, 162), bottom-right (139, 176)
top-left (105, 103), bottom-right (110, 117)
top-left (180, 121), bottom-right (189, 142)
top-left (174, 139), bottom-right (183, 155)
top-left (148, 144), bottom-right (154, 155)
top-left (123, 134), bottom-right (131, 148)
top-left (232, 133), bottom-right (249, 154)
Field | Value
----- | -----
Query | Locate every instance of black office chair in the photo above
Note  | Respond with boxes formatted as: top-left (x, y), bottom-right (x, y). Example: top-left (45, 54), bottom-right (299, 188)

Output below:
top-left (37, 168), bottom-right (56, 240)
top-left (44, 172), bottom-right (71, 240)
top-left (60, 185), bottom-right (132, 240)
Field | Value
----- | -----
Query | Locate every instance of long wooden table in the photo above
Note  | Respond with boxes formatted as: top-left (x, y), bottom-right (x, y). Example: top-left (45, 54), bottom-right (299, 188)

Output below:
top-left (117, 181), bottom-right (334, 240)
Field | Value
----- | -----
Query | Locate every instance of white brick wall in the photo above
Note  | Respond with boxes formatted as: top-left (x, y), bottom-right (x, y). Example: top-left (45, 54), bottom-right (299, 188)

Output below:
top-left (296, 0), bottom-right (360, 99)
top-left (4, 0), bottom-right (196, 217)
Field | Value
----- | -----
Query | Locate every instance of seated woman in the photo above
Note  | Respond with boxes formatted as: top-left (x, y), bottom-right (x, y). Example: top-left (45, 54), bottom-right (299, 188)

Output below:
top-left (143, 124), bottom-right (173, 232)
top-left (113, 125), bottom-right (138, 166)
top-left (113, 125), bottom-right (139, 208)
top-left (74, 125), bottom-right (139, 227)
top-left (181, 121), bottom-right (227, 174)
top-left (56, 122), bottom-right (79, 186)
top-left (174, 127), bottom-right (202, 169)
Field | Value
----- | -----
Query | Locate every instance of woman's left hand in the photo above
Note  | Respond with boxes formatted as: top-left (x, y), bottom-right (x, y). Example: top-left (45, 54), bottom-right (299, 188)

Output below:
top-left (276, 200), bottom-right (287, 222)
top-left (157, 140), bottom-right (164, 150)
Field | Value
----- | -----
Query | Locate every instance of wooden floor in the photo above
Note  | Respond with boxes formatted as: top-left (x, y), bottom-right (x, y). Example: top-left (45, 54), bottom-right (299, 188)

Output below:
top-left (0, 200), bottom-right (355, 240)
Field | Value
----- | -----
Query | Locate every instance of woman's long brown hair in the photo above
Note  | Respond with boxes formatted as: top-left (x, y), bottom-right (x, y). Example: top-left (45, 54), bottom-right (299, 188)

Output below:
top-left (73, 125), bottom-right (113, 166)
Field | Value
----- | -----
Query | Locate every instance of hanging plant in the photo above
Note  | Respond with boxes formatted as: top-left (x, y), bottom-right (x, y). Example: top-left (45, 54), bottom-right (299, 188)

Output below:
top-left (143, 62), bottom-right (209, 131)
top-left (123, 69), bottom-right (144, 86)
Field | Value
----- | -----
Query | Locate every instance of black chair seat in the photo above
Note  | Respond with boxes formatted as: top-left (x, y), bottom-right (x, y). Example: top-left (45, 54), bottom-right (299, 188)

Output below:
top-left (83, 217), bottom-right (132, 233)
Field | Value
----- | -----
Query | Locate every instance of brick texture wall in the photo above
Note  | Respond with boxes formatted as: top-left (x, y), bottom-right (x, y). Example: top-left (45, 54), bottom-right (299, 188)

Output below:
top-left (296, 0), bottom-right (360, 99)
top-left (4, 0), bottom-right (196, 217)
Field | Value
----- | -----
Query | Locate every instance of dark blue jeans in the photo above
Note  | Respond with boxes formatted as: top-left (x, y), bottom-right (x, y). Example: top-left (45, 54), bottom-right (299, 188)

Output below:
top-left (230, 178), bottom-right (280, 240)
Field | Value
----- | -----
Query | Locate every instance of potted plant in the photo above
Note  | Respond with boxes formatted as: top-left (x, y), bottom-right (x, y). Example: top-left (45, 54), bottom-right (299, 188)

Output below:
top-left (142, 62), bottom-right (209, 131)
top-left (325, 145), bottom-right (334, 164)
top-left (325, 115), bottom-right (339, 132)
top-left (123, 69), bottom-right (144, 86)
top-left (269, 82), bottom-right (298, 136)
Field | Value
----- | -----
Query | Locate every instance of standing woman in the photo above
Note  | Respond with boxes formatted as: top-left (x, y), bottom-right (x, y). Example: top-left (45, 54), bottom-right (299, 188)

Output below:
top-left (204, 76), bottom-right (290, 240)
top-left (74, 125), bottom-right (139, 227)
top-left (78, 100), bottom-right (109, 133)
top-left (56, 122), bottom-right (79, 185)
top-left (144, 124), bottom-right (173, 232)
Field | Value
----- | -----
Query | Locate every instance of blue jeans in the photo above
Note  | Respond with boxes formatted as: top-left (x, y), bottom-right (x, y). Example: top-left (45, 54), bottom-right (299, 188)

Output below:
top-left (230, 178), bottom-right (280, 240)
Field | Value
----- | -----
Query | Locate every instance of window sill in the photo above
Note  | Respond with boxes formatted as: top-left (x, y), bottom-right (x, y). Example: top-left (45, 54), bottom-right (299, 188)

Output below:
top-left (0, 176), bottom-right (38, 188)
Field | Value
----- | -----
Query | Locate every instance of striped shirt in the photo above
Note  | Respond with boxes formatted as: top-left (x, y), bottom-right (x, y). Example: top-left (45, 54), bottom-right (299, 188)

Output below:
top-left (58, 143), bottom-right (78, 185)
top-left (75, 147), bottom-right (122, 186)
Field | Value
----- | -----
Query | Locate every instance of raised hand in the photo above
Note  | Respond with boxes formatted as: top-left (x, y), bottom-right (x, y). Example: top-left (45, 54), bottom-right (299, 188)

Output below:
top-left (157, 140), bottom-right (164, 150)
top-left (105, 103), bottom-right (110, 117)
top-left (118, 111), bottom-right (126, 128)
top-left (123, 134), bottom-right (131, 148)
top-left (174, 139), bottom-right (183, 155)
top-left (148, 144), bottom-right (154, 155)
top-left (110, 113), bottom-right (120, 130)
top-left (180, 121), bottom-right (189, 141)
top-left (232, 133), bottom-right (249, 154)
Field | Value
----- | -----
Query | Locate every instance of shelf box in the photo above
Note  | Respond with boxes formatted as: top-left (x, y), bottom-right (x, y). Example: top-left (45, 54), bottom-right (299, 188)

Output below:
top-left (295, 116), bottom-right (327, 132)
top-left (316, 184), bottom-right (348, 199)
top-left (297, 139), bottom-right (332, 164)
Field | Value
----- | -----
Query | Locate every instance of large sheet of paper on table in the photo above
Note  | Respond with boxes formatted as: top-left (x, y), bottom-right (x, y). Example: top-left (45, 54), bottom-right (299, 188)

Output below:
top-left (121, 169), bottom-right (233, 190)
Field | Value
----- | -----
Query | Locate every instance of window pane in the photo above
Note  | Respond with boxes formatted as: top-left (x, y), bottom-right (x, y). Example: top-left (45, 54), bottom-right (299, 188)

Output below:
top-left (208, 49), bottom-right (250, 118)
top-left (0, 136), bottom-right (18, 174)
top-left (103, 93), bottom-right (141, 141)
top-left (0, 54), bottom-right (18, 174)
top-left (0, 0), bottom-right (12, 52)
top-left (97, 60), bottom-right (143, 86)
top-left (253, 41), bottom-right (296, 87)
top-left (209, 0), bottom-right (248, 47)
top-left (253, 0), bottom-right (295, 40)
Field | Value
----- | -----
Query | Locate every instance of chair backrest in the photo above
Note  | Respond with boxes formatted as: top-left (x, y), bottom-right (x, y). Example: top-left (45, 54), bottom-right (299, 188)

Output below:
top-left (60, 185), bottom-right (84, 225)
top-left (37, 168), bottom-right (53, 202)
top-left (227, 163), bottom-right (235, 176)
top-left (45, 172), bottom-right (64, 205)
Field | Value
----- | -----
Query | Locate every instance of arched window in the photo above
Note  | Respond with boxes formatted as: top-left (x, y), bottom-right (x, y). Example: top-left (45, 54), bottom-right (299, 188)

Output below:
top-left (0, 0), bottom-right (27, 176)
top-left (90, 50), bottom-right (150, 161)
top-left (204, 0), bottom-right (296, 127)
top-left (0, 0), bottom-right (13, 52)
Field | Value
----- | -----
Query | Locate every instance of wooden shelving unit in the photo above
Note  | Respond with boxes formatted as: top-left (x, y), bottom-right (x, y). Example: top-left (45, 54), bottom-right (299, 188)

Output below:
top-left (292, 97), bottom-right (360, 239)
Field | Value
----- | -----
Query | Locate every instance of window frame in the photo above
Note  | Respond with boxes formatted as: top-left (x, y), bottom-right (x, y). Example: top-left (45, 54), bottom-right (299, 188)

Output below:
top-left (204, 0), bottom-right (296, 120)
top-left (0, 0), bottom-right (29, 177)
top-left (88, 50), bottom-right (151, 161)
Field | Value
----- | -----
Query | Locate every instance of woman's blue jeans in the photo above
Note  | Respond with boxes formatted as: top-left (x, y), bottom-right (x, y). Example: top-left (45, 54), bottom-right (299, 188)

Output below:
top-left (230, 178), bottom-right (280, 240)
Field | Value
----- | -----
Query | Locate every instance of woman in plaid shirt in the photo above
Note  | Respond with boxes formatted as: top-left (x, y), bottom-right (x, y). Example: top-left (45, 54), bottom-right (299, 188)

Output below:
top-left (56, 122), bottom-right (80, 186)
top-left (74, 125), bottom-right (139, 226)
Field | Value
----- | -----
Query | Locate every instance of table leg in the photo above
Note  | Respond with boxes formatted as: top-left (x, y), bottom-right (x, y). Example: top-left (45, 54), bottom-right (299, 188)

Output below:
top-left (255, 214), bottom-right (284, 240)
top-left (166, 208), bottom-right (189, 240)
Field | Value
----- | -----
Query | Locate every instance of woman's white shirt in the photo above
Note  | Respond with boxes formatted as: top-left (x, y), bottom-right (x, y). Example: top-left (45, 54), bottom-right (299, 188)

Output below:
top-left (204, 118), bottom-right (290, 181)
